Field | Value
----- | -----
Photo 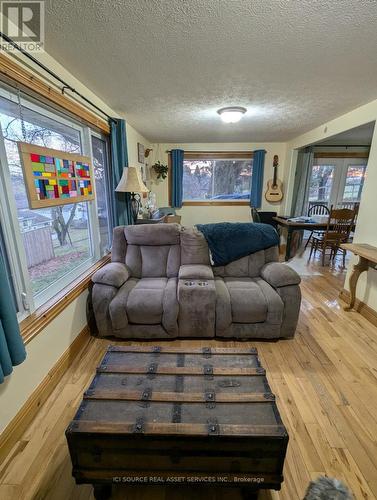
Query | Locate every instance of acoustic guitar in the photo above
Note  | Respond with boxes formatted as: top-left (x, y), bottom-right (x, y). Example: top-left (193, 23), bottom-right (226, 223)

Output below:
top-left (265, 154), bottom-right (283, 202)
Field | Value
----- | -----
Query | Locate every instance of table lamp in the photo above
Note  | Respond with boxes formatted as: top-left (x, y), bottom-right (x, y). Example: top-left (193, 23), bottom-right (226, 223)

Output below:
top-left (115, 166), bottom-right (149, 224)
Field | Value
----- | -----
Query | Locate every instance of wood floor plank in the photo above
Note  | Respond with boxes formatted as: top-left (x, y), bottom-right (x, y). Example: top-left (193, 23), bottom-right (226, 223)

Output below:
top-left (1, 251), bottom-right (376, 499)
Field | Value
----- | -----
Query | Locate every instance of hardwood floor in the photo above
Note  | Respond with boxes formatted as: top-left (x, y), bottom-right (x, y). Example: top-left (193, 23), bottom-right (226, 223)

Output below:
top-left (1, 252), bottom-right (377, 500)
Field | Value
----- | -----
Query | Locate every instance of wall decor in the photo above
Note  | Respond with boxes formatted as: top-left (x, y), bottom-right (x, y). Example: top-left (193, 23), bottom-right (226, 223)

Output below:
top-left (151, 160), bottom-right (168, 180)
top-left (18, 142), bottom-right (95, 209)
top-left (138, 142), bottom-right (145, 164)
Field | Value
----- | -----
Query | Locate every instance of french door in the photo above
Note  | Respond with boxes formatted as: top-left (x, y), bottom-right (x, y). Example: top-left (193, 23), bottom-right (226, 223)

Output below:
top-left (308, 157), bottom-right (367, 210)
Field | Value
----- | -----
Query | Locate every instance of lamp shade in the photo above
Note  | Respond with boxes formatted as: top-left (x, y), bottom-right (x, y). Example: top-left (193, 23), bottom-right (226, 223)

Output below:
top-left (115, 166), bottom-right (149, 193)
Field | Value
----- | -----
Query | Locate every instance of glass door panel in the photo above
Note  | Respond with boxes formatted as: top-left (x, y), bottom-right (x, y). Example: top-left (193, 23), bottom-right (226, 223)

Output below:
top-left (91, 135), bottom-right (111, 254)
top-left (341, 161), bottom-right (367, 203)
top-left (308, 163), bottom-right (335, 204)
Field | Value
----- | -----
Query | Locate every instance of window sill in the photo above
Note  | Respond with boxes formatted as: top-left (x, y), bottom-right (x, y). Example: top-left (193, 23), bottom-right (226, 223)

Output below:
top-left (182, 201), bottom-right (251, 206)
top-left (20, 254), bottom-right (111, 345)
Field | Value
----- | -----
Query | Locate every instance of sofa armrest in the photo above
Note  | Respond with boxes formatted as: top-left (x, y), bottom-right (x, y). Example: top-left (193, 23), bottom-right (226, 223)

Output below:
top-left (92, 262), bottom-right (130, 288)
top-left (179, 264), bottom-right (214, 281)
top-left (261, 262), bottom-right (301, 288)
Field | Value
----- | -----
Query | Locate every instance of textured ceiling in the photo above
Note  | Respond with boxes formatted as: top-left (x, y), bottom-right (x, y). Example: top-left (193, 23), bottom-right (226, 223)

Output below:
top-left (44, 0), bottom-right (377, 143)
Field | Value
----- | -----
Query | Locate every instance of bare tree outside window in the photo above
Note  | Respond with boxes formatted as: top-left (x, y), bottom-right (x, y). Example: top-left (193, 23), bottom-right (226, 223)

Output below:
top-left (308, 165), bottom-right (334, 203)
top-left (0, 98), bottom-right (92, 296)
top-left (183, 159), bottom-right (252, 201)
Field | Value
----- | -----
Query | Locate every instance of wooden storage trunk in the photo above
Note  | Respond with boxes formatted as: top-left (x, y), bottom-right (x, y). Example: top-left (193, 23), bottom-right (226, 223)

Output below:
top-left (66, 346), bottom-right (288, 499)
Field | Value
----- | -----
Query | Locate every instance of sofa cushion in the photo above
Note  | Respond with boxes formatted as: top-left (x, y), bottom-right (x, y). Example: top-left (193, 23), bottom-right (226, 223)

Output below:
top-left (178, 264), bottom-right (214, 280)
top-left (125, 244), bottom-right (180, 278)
top-left (223, 277), bottom-right (283, 324)
top-left (213, 247), bottom-right (279, 278)
top-left (92, 262), bottom-right (130, 288)
top-left (261, 262), bottom-right (301, 287)
top-left (124, 223), bottom-right (180, 245)
top-left (180, 227), bottom-right (210, 265)
top-left (126, 278), bottom-right (178, 328)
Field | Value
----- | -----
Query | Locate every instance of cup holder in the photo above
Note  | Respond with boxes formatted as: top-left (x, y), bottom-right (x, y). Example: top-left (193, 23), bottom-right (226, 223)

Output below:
top-left (184, 281), bottom-right (209, 287)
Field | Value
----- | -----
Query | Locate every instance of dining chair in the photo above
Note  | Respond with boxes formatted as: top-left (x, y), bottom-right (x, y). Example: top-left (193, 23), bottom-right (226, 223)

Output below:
top-left (250, 207), bottom-right (261, 223)
top-left (337, 202), bottom-right (360, 225)
top-left (304, 203), bottom-right (330, 249)
top-left (308, 207), bottom-right (356, 266)
top-left (250, 209), bottom-right (279, 230)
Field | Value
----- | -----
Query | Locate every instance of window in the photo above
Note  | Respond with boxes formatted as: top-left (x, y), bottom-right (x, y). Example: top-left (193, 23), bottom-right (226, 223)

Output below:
top-left (0, 86), bottom-right (112, 317)
top-left (0, 222), bottom-right (18, 311)
top-left (182, 153), bottom-right (253, 202)
top-left (342, 165), bottom-right (366, 202)
top-left (307, 156), bottom-right (368, 212)
top-left (91, 135), bottom-right (112, 254)
top-left (309, 164), bottom-right (335, 203)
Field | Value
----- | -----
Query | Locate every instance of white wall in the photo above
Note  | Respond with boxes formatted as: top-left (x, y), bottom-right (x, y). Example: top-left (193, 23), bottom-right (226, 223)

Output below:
top-left (284, 99), bottom-right (377, 311)
top-left (0, 292), bottom-right (87, 433)
top-left (149, 142), bottom-right (287, 227)
top-left (0, 52), bottom-right (150, 433)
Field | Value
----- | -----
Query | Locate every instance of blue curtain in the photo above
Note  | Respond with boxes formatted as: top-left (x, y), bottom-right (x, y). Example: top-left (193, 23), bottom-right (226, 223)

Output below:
top-left (171, 149), bottom-right (184, 208)
top-left (0, 250), bottom-right (26, 384)
top-left (250, 149), bottom-right (266, 208)
top-left (110, 119), bottom-right (133, 226)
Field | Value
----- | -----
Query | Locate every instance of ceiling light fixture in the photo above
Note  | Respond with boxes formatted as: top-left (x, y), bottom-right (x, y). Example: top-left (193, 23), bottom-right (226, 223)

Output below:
top-left (217, 106), bottom-right (247, 124)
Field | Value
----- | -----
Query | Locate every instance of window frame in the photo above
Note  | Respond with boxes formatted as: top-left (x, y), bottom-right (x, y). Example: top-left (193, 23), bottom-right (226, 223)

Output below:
top-left (309, 153), bottom-right (369, 211)
top-left (0, 84), bottom-right (111, 320)
top-left (90, 131), bottom-right (113, 253)
top-left (169, 151), bottom-right (253, 206)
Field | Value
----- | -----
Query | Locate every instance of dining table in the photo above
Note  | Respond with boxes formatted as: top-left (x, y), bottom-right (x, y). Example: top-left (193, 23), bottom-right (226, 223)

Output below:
top-left (340, 243), bottom-right (377, 311)
top-left (273, 216), bottom-right (329, 261)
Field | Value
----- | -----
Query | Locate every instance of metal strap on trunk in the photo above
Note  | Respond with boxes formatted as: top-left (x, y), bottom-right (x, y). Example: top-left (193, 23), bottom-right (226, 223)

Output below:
top-left (177, 353), bottom-right (185, 367)
top-left (141, 388), bottom-right (152, 407)
top-left (264, 393), bottom-right (276, 401)
top-left (202, 347), bottom-right (211, 358)
top-left (175, 374), bottom-right (184, 393)
top-left (205, 390), bottom-right (216, 409)
top-left (172, 403), bottom-right (182, 423)
top-left (147, 362), bottom-right (158, 379)
top-left (133, 417), bottom-right (145, 433)
top-left (207, 418), bottom-right (219, 435)
top-left (97, 351), bottom-right (110, 371)
top-left (203, 364), bottom-right (214, 380)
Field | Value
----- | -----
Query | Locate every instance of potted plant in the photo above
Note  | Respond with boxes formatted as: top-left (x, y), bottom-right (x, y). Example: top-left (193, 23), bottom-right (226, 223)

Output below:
top-left (151, 161), bottom-right (168, 180)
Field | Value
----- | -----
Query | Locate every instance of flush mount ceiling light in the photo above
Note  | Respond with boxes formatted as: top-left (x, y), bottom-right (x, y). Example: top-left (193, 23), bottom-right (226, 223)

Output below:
top-left (217, 106), bottom-right (247, 124)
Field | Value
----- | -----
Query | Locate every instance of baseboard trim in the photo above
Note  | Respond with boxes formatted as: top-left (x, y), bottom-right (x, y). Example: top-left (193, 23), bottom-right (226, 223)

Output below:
top-left (339, 289), bottom-right (377, 328)
top-left (0, 325), bottom-right (90, 466)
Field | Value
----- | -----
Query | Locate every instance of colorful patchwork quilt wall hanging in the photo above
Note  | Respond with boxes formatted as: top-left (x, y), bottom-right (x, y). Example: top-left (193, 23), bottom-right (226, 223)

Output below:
top-left (18, 142), bottom-right (95, 208)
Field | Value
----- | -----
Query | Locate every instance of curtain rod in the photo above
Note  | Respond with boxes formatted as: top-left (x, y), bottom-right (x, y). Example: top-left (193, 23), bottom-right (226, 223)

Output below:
top-left (0, 32), bottom-right (116, 124)
top-left (166, 150), bottom-right (262, 153)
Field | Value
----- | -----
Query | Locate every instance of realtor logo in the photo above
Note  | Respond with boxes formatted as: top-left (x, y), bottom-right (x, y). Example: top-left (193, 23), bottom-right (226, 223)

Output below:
top-left (1, 1), bottom-right (44, 52)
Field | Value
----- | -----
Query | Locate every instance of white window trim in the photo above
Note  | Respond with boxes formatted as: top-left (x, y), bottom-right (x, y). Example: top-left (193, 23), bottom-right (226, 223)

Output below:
top-left (0, 125), bottom-right (32, 319)
top-left (0, 84), bottom-right (110, 319)
top-left (310, 157), bottom-right (368, 209)
top-left (90, 131), bottom-right (113, 253)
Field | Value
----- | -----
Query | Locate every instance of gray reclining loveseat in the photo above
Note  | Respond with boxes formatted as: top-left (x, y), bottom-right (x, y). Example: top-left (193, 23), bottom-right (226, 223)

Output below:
top-left (91, 224), bottom-right (301, 339)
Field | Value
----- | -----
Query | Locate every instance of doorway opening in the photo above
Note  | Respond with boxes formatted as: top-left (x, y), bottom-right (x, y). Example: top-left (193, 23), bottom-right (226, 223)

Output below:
top-left (287, 121), bottom-right (375, 270)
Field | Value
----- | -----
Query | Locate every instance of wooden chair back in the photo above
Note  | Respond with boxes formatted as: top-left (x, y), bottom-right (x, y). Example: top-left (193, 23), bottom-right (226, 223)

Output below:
top-left (325, 207), bottom-right (356, 243)
top-left (308, 203), bottom-right (330, 217)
